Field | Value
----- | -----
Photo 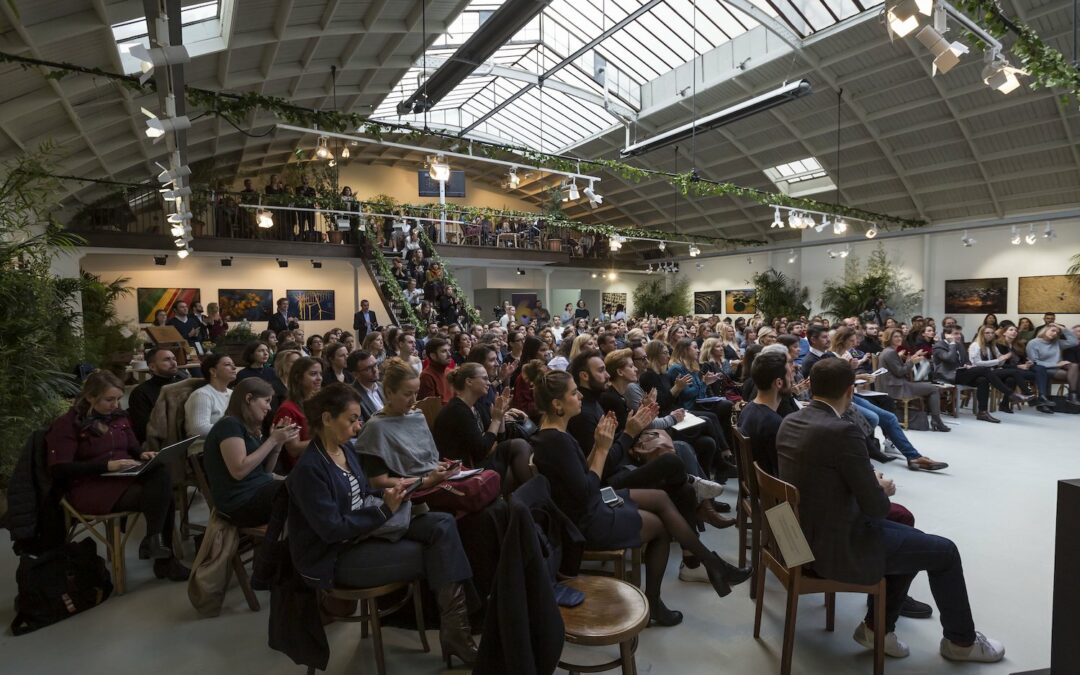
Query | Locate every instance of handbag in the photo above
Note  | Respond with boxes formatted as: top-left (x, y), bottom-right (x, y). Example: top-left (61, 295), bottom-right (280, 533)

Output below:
top-left (506, 416), bottom-right (538, 439)
top-left (414, 470), bottom-right (501, 517)
top-left (358, 496), bottom-right (411, 542)
top-left (631, 429), bottom-right (676, 463)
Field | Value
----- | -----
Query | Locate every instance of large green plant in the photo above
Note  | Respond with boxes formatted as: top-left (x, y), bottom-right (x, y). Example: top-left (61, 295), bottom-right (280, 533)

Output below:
top-left (0, 148), bottom-right (86, 486)
top-left (1068, 253), bottom-right (1080, 289)
top-left (80, 272), bottom-right (139, 376)
top-left (819, 244), bottom-right (922, 320)
top-left (633, 277), bottom-right (691, 318)
top-left (751, 269), bottom-right (810, 322)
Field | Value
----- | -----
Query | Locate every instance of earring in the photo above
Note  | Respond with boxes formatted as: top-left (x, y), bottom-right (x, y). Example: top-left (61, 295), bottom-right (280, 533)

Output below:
top-left (554, 406), bottom-right (564, 417)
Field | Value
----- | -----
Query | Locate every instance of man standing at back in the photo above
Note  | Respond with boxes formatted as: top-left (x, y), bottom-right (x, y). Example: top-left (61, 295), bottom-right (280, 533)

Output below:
top-left (166, 301), bottom-right (202, 346)
top-left (776, 358), bottom-right (1004, 664)
top-left (353, 299), bottom-right (380, 341)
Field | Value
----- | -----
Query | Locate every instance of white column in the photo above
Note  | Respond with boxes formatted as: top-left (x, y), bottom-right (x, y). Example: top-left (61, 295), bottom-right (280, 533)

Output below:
top-left (921, 233), bottom-right (931, 317)
top-left (544, 268), bottom-right (552, 309)
top-left (350, 259), bottom-right (362, 314)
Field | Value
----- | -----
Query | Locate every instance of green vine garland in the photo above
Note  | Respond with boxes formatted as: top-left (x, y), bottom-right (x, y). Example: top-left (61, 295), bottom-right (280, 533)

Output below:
top-left (415, 227), bottom-right (482, 326)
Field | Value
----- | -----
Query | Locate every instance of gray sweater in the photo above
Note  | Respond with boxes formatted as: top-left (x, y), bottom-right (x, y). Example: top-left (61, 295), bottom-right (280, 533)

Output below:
top-left (1026, 330), bottom-right (1079, 367)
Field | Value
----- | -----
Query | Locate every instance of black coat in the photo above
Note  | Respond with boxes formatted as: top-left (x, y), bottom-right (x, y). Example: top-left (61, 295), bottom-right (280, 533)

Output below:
top-left (3, 428), bottom-right (65, 555)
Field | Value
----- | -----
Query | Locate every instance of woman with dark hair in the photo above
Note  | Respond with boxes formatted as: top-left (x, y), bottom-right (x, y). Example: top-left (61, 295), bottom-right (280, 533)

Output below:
top-left (306, 334), bottom-right (324, 361)
top-left (509, 335), bottom-right (543, 416)
top-left (530, 371), bottom-right (751, 627)
top-left (384, 326), bottom-right (401, 359)
top-left (362, 331), bottom-right (386, 366)
top-left (451, 331), bottom-right (472, 366)
top-left (203, 378), bottom-right (298, 527)
top-left (234, 341), bottom-right (274, 384)
top-left (324, 342), bottom-right (354, 385)
top-left (206, 303), bottom-right (228, 340)
top-left (879, 327), bottom-right (949, 432)
top-left (1017, 316), bottom-right (1037, 342)
top-left (272, 356), bottom-right (323, 471)
top-left (574, 299), bottom-right (590, 320)
top-left (435, 362), bottom-right (535, 493)
top-left (982, 313), bottom-right (999, 330)
top-left (259, 330), bottom-right (279, 358)
top-left (287, 384), bottom-right (477, 667)
top-left (46, 372), bottom-right (188, 580)
top-left (185, 353), bottom-right (237, 436)
top-left (340, 331), bottom-right (356, 354)
top-left (152, 309), bottom-right (168, 327)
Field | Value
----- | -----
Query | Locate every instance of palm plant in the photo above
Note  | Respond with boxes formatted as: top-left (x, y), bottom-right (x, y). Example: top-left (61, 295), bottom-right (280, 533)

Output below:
top-left (751, 268), bottom-right (810, 321)
top-left (633, 277), bottom-right (691, 317)
top-left (80, 272), bottom-right (139, 376)
top-left (1068, 253), bottom-right (1080, 288)
top-left (819, 245), bottom-right (922, 320)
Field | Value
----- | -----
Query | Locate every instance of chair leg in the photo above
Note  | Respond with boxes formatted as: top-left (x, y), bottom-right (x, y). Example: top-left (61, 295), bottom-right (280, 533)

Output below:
top-left (780, 578), bottom-right (800, 675)
top-left (360, 598), bottom-right (370, 639)
top-left (737, 509), bottom-right (748, 568)
top-left (619, 640), bottom-right (636, 675)
top-left (824, 592), bottom-right (835, 631)
top-left (902, 401), bottom-right (910, 429)
top-left (749, 517), bottom-right (761, 600)
top-left (613, 553), bottom-right (625, 582)
top-left (368, 598), bottom-right (387, 675)
top-left (631, 547), bottom-right (642, 588)
top-left (231, 553), bottom-right (260, 612)
top-left (412, 582), bottom-right (430, 653)
top-left (110, 519), bottom-right (126, 595)
top-left (753, 555), bottom-right (766, 638)
top-left (873, 584), bottom-right (886, 675)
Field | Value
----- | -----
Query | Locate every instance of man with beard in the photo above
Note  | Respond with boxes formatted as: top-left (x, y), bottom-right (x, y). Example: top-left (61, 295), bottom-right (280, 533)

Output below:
top-left (128, 347), bottom-right (189, 443)
top-left (418, 337), bottom-right (454, 404)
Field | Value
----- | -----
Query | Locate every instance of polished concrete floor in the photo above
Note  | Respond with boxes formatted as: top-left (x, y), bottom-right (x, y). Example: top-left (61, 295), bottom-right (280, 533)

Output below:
top-left (1, 404), bottom-right (1072, 674)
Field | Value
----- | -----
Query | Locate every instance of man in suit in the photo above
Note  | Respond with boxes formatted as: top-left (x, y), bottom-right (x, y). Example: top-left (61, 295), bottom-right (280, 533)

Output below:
top-left (267, 297), bottom-right (296, 333)
top-left (347, 350), bottom-right (383, 421)
top-left (353, 299), bottom-right (379, 340)
top-left (776, 358), bottom-right (1004, 663)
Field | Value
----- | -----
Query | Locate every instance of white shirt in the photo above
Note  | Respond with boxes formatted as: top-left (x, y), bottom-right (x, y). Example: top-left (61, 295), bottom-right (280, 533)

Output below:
top-left (500, 313), bottom-right (513, 328)
top-left (358, 381), bottom-right (384, 410)
top-left (185, 385), bottom-right (232, 437)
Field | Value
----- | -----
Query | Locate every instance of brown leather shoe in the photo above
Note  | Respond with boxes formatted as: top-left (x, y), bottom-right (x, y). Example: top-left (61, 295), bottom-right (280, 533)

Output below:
top-left (697, 499), bottom-right (736, 529)
top-left (907, 456), bottom-right (949, 471)
top-left (976, 411), bottom-right (1001, 423)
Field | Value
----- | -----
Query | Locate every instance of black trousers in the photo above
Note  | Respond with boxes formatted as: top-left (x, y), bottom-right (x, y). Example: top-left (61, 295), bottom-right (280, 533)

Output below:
top-left (607, 453), bottom-right (698, 529)
top-left (955, 366), bottom-right (1015, 412)
top-left (222, 480), bottom-right (284, 528)
top-left (113, 462), bottom-right (175, 544)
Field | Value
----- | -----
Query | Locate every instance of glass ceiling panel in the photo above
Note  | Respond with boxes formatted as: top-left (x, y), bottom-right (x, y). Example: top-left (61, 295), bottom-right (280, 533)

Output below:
top-left (373, 0), bottom-right (883, 153)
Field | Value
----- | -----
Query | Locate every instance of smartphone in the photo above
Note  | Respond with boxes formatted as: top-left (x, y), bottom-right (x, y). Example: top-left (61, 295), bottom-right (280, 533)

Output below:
top-left (444, 459), bottom-right (463, 473)
top-left (402, 476), bottom-right (426, 498)
top-left (600, 486), bottom-right (623, 508)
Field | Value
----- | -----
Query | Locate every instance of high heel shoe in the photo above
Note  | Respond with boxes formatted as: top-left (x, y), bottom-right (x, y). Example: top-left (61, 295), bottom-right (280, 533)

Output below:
top-left (704, 552), bottom-right (753, 599)
top-left (931, 417), bottom-right (951, 432)
top-left (648, 600), bottom-right (683, 627)
top-left (437, 584), bottom-right (478, 668)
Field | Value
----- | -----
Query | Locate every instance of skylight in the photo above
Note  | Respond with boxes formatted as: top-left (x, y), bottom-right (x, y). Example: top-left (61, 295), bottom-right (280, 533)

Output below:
top-left (112, 0), bottom-right (233, 73)
top-left (764, 157), bottom-right (837, 197)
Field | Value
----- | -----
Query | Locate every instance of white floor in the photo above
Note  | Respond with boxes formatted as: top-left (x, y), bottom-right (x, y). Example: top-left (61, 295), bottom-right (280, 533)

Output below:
top-left (1, 405), bottom-right (1073, 674)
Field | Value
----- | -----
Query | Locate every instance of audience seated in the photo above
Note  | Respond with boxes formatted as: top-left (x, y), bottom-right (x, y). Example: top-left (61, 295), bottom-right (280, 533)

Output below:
top-left (418, 337), bottom-right (453, 404)
top-left (878, 328), bottom-right (950, 432)
top-left (128, 347), bottom-right (189, 444)
top-left (1026, 323), bottom-right (1080, 406)
top-left (323, 342), bottom-right (354, 385)
top-left (234, 341), bottom-right (275, 385)
top-left (185, 353), bottom-right (236, 436)
top-left (272, 356), bottom-right (322, 472)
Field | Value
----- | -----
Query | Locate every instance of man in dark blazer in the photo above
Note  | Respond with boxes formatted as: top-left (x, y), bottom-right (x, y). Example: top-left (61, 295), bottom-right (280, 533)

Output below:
top-left (353, 299), bottom-right (379, 340)
top-left (799, 324), bottom-right (831, 379)
top-left (267, 297), bottom-right (297, 333)
top-left (776, 358), bottom-right (1004, 663)
top-left (347, 350), bottom-right (383, 421)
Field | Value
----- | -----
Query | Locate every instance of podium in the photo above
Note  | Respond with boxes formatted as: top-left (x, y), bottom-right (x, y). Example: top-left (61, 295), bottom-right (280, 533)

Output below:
top-left (143, 326), bottom-right (190, 366)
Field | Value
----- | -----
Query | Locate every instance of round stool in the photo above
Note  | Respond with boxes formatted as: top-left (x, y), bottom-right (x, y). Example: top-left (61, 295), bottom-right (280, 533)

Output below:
top-left (558, 575), bottom-right (649, 675)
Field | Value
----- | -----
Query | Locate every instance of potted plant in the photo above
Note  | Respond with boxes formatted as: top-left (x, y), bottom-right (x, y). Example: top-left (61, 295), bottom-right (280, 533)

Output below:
top-left (215, 319), bottom-right (258, 362)
top-left (80, 271), bottom-right (140, 377)
top-left (751, 269), bottom-right (811, 322)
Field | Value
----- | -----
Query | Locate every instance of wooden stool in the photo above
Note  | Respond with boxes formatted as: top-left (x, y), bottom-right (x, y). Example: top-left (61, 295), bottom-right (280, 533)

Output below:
top-left (581, 548), bottom-right (642, 587)
top-left (894, 396), bottom-right (924, 429)
top-left (312, 580), bottom-right (429, 675)
top-left (60, 498), bottom-right (141, 595)
top-left (558, 576), bottom-right (649, 675)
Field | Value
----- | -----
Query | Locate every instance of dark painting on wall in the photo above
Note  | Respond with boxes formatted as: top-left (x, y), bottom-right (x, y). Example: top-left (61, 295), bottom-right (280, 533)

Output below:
top-left (218, 289), bottom-right (273, 321)
top-left (288, 290), bottom-right (336, 321)
top-left (1018, 275), bottom-right (1080, 313)
top-left (602, 292), bottom-right (628, 313)
top-left (694, 291), bottom-right (723, 315)
top-left (944, 278), bottom-right (1008, 314)
top-left (136, 288), bottom-right (201, 323)
top-left (725, 289), bottom-right (757, 315)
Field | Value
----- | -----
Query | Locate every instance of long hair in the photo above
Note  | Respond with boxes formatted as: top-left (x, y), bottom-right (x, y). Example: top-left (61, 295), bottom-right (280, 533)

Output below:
top-left (225, 378), bottom-right (275, 435)
top-left (670, 338), bottom-right (699, 373)
top-left (286, 357), bottom-right (321, 403)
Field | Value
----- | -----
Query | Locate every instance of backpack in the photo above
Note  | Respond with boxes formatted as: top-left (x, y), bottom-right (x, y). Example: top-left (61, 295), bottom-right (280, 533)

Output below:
top-left (10, 538), bottom-right (113, 635)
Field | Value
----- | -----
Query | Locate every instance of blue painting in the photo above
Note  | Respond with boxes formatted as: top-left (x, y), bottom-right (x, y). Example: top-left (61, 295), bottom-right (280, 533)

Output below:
top-left (288, 289), bottom-right (336, 321)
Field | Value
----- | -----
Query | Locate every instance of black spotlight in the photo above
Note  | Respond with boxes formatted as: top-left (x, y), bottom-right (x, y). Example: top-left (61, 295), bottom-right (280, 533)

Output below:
top-left (277, 259), bottom-right (288, 268)
top-left (311, 260), bottom-right (322, 269)
top-left (153, 255), bottom-right (167, 266)
top-left (220, 257), bottom-right (233, 267)
top-left (516, 268), bottom-right (525, 275)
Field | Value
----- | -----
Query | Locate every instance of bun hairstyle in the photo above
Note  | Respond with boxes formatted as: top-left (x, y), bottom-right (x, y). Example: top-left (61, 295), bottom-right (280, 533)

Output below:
top-left (448, 362), bottom-right (485, 390)
top-left (381, 357), bottom-right (419, 394)
top-left (304, 382), bottom-right (362, 433)
top-left (534, 370), bottom-right (574, 415)
top-left (521, 359), bottom-right (547, 386)
top-left (200, 352), bottom-right (231, 376)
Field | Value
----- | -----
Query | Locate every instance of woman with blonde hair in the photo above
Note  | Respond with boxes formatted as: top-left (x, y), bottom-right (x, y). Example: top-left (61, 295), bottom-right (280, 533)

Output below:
top-left (362, 331), bottom-right (386, 365)
top-left (568, 333), bottom-right (597, 362)
top-left (756, 326), bottom-right (777, 346)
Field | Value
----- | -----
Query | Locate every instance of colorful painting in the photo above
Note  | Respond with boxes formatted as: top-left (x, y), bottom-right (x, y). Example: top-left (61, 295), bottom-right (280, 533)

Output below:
top-left (725, 289), bottom-right (757, 314)
top-left (218, 289), bottom-right (273, 321)
top-left (1018, 275), bottom-right (1080, 313)
top-left (288, 290), bottom-right (336, 321)
top-left (136, 287), bottom-right (200, 323)
top-left (694, 291), bottom-right (723, 315)
top-left (944, 278), bottom-right (1008, 314)
top-left (511, 293), bottom-right (538, 324)
top-left (602, 292), bottom-right (628, 313)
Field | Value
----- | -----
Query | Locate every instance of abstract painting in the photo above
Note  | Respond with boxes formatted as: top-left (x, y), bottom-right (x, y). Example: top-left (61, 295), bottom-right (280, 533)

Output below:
top-left (218, 289), bottom-right (273, 321)
top-left (944, 278), bottom-right (1008, 314)
top-left (602, 292), bottom-right (628, 312)
top-left (288, 290), bottom-right (336, 321)
top-left (1018, 275), bottom-right (1080, 313)
top-left (725, 289), bottom-right (757, 314)
top-left (136, 287), bottom-right (200, 323)
top-left (694, 291), bottom-right (723, 315)
top-left (511, 293), bottom-right (538, 324)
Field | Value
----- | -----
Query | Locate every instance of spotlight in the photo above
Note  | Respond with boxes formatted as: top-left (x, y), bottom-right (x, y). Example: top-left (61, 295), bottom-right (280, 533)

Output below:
top-left (167, 211), bottom-right (192, 224)
top-left (787, 249), bottom-right (798, 264)
top-left (155, 162), bottom-right (191, 186)
top-left (428, 154), bottom-right (450, 182)
top-left (609, 235), bottom-right (624, 252)
top-left (771, 207), bottom-right (783, 228)
top-left (982, 52), bottom-right (1026, 94)
top-left (886, 0), bottom-right (932, 38)
top-left (608, 271), bottom-right (617, 280)
top-left (562, 180), bottom-right (580, 202)
top-left (833, 219), bottom-right (849, 235)
top-left (839, 245), bottom-right (851, 258)
top-left (516, 268), bottom-right (525, 276)
top-left (960, 230), bottom-right (976, 247)
top-left (176, 247), bottom-right (190, 259)
top-left (689, 245), bottom-right (700, 257)
top-left (1010, 225), bottom-right (1022, 245)
top-left (803, 213), bottom-right (816, 229)
top-left (1025, 224), bottom-right (1037, 245)
top-left (311, 260), bottom-right (323, 269)
top-left (815, 217), bottom-right (829, 234)
top-left (315, 136), bottom-right (333, 160)
top-left (153, 255), bottom-right (167, 266)
top-left (277, 259), bottom-right (288, 268)
top-left (673, 262), bottom-right (680, 273)
top-left (141, 100), bottom-right (191, 141)
top-left (658, 241), bottom-right (666, 252)
top-left (160, 187), bottom-right (192, 204)
top-left (507, 167), bottom-right (520, 189)
top-left (583, 183), bottom-right (603, 208)
top-left (220, 257), bottom-right (233, 267)
top-left (256, 209), bottom-right (274, 229)
top-left (828, 249), bottom-right (839, 259)
top-left (340, 146), bottom-right (350, 160)
top-left (916, 26), bottom-right (968, 75)
top-left (787, 211), bottom-right (801, 229)
top-left (169, 224), bottom-right (190, 237)
top-left (646, 264), bottom-right (654, 274)
top-left (865, 225), bottom-right (878, 239)
top-left (128, 44), bottom-right (191, 85)
top-left (591, 272), bottom-right (598, 279)
top-left (695, 262), bottom-right (704, 270)
top-left (1043, 222), bottom-right (1056, 240)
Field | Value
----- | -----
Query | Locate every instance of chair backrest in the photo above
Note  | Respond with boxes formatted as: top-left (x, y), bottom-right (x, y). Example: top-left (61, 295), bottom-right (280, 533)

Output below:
top-left (145, 377), bottom-right (205, 451)
top-left (733, 429), bottom-right (760, 508)
top-left (187, 443), bottom-right (218, 512)
top-left (753, 462), bottom-right (803, 570)
top-left (414, 396), bottom-right (443, 431)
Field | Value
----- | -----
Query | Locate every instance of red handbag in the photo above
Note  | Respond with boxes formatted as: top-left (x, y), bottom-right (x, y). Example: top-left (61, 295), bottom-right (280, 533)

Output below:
top-left (413, 470), bottom-right (501, 517)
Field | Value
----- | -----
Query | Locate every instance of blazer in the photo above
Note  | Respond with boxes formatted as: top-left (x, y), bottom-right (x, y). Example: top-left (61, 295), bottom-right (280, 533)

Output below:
top-left (267, 313), bottom-right (293, 333)
top-left (353, 309), bottom-right (380, 339)
top-left (875, 347), bottom-right (922, 399)
top-left (351, 381), bottom-right (384, 421)
top-left (776, 400), bottom-right (890, 584)
top-left (932, 338), bottom-right (969, 383)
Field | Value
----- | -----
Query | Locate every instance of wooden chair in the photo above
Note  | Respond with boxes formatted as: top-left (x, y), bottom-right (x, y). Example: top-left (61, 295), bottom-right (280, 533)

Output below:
top-left (60, 498), bottom-right (141, 595)
top-left (752, 463), bottom-right (886, 675)
top-left (581, 547), bottom-right (643, 587)
top-left (733, 429), bottom-right (761, 599)
top-left (893, 396), bottom-right (924, 430)
top-left (310, 581), bottom-right (429, 675)
top-left (557, 575), bottom-right (649, 675)
top-left (413, 396), bottom-right (443, 431)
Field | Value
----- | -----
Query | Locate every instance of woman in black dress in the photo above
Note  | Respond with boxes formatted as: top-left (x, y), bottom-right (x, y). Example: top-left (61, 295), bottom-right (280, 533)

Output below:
top-left (530, 371), bottom-right (751, 627)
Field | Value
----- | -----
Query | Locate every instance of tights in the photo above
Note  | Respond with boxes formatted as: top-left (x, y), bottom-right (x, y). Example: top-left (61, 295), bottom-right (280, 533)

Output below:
top-left (112, 463), bottom-right (175, 545)
top-left (607, 453), bottom-right (698, 529)
top-left (492, 438), bottom-right (535, 496)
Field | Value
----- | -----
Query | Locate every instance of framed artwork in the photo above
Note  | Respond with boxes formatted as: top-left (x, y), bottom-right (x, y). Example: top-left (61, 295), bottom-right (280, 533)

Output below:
top-left (944, 278), bottom-right (1008, 314)
top-left (1018, 275), bottom-right (1080, 313)
top-left (725, 289), bottom-right (757, 314)
top-left (136, 287), bottom-right (200, 323)
top-left (288, 290), bottom-right (336, 321)
top-left (511, 293), bottom-right (538, 323)
top-left (218, 289), bottom-right (273, 321)
top-left (602, 292), bottom-right (628, 312)
top-left (693, 291), bottom-right (723, 315)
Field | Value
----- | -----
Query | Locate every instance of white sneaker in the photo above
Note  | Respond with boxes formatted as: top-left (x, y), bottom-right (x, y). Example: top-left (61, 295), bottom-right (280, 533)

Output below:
top-left (689, 476), bottom-right (724, 501)
top-left (882, 440), bottom-right (906, 460)
top-left (678, 562), bottom-right (710, 583)
top-left (852, 622), bottom-right (910, 658)
top-left (940, 632), bottom-right (1005, 662)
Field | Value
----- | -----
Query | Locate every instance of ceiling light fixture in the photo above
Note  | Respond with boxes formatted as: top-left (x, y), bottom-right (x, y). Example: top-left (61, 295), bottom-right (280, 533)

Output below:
top-left (277, 259), bottom-right (288, 268)
top-left (141, 95), bottom-right (190, 141)
top-left (839, 245), bottom-right (851, 258)
top-left (562, 180), bottom-right (580, 202)
top-left (1010, 225), bottom-right (1022, 245)
top-left (886, 0), bottom-right (933, 38)
top-left (787, 249), bottom-right (798, 264)
top-left (583, 182), bottom-right (603, 208)
top-left (915, 25), bottom-right (968, 75)
top-left (340, 146), bottom-right (350, 160)
top-left (1025, 224), bottom-right (1038, 245)
top-left (315, 135), bottom-right (333, 161)
top-left (256, 209), bottom-right (274, 229)
top-left (155, 162), bottom-right (191, 186)
top-left (516, 267), bottom-right (526, 275)
top-left (1043, 222), bottom-right (1056, 240)
top-left (609, 235), bottom-right (624, 252)
top-left (176, 247), bottom-right (190, 259)
top-left (688, 245), bottom-right (700, 257)
top-left (865, 225), bottom-right (878, 239)
top-left (153, 255), bottom-right (167, 266)
top-left (128, 44), bottom-right (190, 85)
top-left (428, 154), bottom-right (450, 182)
top-left (960, 230), bottom-right (976, 247)
top-left (771, 207), bottom-right (783, 228)
top-left (815, 217), bottom-right (830, 233)
top-left (646, 264), bottom-right (654, 274)
top-left (507, 167), bottom-right (520, 189)
top-left (658, 241), bottom-right (666, 252)
top-left (167, 211), bottom-right (192, 224)
top-left (982, 49), bottom-right (1026, 94)
top-left (591, 272), bottom-right (598, 279)
top-left (834, 218), bottom-right (849, 235)
top-left (169, 224), bottom-right (189, 237)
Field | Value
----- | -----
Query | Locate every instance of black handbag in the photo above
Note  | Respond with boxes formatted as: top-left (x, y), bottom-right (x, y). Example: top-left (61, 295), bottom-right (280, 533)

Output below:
top-left (506, 416), bottom-right (538, 439)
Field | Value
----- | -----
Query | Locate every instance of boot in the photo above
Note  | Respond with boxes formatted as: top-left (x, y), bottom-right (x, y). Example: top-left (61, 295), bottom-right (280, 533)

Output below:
top-left (703, 553), bottom-right (753, 600)
top-left (696, 499), bottom-right (736, 529)
top-left (139, 533), bottom-right (172, 560)
top-left (931, 416), bottom-right (951, 432)
top-left (648, 599), bottom-right (683, 627)
top-left (436, 583), bottom-right (478, 668)
top-left (153, 557), bottom-right (190, 581)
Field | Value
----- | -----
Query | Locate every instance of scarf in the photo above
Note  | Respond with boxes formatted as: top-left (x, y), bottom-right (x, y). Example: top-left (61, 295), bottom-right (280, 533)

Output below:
top-left (354, 410), bottom-right (440, 477)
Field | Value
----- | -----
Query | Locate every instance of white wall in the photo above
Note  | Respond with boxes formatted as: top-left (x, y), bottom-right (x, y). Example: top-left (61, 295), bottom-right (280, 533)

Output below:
top-left (459, 266), bottom-right (640, 320)
top-left (79, 252), bottom-right (385, 336)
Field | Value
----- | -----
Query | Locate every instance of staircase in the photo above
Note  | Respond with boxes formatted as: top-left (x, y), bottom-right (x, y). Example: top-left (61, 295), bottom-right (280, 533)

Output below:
top-left (362, 249), bottom-right (414, 329)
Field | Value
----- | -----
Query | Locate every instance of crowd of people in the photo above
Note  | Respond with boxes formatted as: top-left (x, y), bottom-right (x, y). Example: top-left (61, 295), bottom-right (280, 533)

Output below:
top-left (27, 296), bottom-right (1078, 669)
